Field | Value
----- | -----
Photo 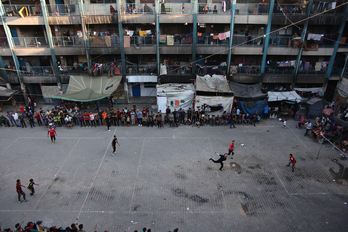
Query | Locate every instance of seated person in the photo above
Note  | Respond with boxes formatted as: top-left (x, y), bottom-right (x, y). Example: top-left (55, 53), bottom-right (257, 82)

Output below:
top-left (221, 113), bottom-right (228, 126)
top-left (215, 115), bottom-right (220, 126)
top-left (192, 120), bottom-right (200, 128)
top-left (185, 118), bottom-right (192, 125)
top-left (238, 113), bottom-right (243, 124)
top-left (243, 114), bottom-right (250, 125)
top-left (211, 115), bottom-right (215, 126)
top-left (204, 114), bottom-right (209, 125)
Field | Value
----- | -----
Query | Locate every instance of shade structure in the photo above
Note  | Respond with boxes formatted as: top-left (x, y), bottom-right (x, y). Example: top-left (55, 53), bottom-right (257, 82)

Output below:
top-left (53, 75), bottom-right (122, 102)
top-left (268, 91), bottom-right (302, 103)
top-left (229, 82), bottom-right (267, 100)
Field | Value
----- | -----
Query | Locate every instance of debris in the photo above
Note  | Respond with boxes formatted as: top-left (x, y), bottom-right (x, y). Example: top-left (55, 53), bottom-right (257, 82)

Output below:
top-left (131, 221), bottom-right (137, 224)
top-left (333, 180), bottom-right (336, 182)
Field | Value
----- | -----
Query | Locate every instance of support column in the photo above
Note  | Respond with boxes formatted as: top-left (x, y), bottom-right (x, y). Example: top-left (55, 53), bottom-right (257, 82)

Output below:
top-left (155, 0), bottom-right (160, 75)
top-left (292, 0), bottom-right (313, 88)
top-left (78, 0), bottom-right (91, 70)
top-left (40, 0), bottom-right (61, 88)
top-left (226, 0), bottom-right (236, 76)
top-left (192, 0), bottom-right (198, 74)
top-left (0, 2), bottom-right (25, 97)
top-left (340, 53), bottom-right (348, 81)
top-left (326, 4), bottom-right (348, 81)
top-left (117, 0), bottom-right (126, 78)
top-left (260, 0), bottom-right (275, 82)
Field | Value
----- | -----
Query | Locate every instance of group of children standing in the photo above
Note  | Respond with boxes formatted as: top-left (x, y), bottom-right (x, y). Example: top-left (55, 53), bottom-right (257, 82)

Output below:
top-left (16, 179), bottom-right (38, 203)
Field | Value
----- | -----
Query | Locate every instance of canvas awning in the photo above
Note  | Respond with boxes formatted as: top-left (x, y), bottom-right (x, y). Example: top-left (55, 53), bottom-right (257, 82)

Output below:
top-left (229, 82), bottom-right (267, 100)
top-left (0, 86), bottom-right (19, 97)
top-left (53, 75), bottom-right (122, 102)
top-left (268, 91), bottom-right (302, 103)
top-left (196, 75), bottom-right (232, 93)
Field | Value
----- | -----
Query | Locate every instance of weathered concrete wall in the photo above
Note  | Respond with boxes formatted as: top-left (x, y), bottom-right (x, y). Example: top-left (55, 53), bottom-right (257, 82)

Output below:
top-left (160, 46), bottom-right (192, 54)
top-left (267, 47), bottom-right (299, 56)
top-left (14, 47), bottom-right (50, 56)
top-left (0, 48), bottom-right (12, 56)
top-left (160, 15), bottom-right (193, 24)
top-left (122, 15), bottom-right (155, 24)
top-left (296, 75), bottom-right (326, 83)
top-left (5, 16), bottom-right (44, 25)
top-left (54, 47), bottom-right (86, 56)
top-left (196, 46), bottom-right (228, 55)
top-left (89, 47), bottom-right (120, 54)
top-left (84, 15), bottom-right (117, 24)
top-left (263, 75), bottom-right (293, 83)
top-left (48, 16), bottom-right (81, 25)
top-left (22, 75), bottom-right (57, 84)
top-left (124, 46), bottom-right (156, 54)
top-left (235, 15), bottom-right (268, 24)
top-left (7, 76), bottom-right (20, 83)
top-left (233, 46), bottom-right (263, 55)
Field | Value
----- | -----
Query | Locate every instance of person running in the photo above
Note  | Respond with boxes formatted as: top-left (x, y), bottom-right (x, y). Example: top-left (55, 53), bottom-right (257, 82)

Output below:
top-left (209, 153), bottom-right (227, 171)
top-left (16, 179), bottom-right (28, 203)
top-left (111, 135), bottom-right (120, 156)
top-left (47, 126), bottom-right (57, 143)
top-left (286, 154), bottom-right (297, 172)
top-left (228, 140), bottom-right (235, 158)
top-left (27, 179), bottom-right (39, 195)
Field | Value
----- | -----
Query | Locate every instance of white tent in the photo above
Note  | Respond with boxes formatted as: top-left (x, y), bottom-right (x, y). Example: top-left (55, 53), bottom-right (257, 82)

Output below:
top-left (196, 75), bottom-right (233, 93)
top-left (195, 95), bottom-right (234, 116)
top-left (157, 83), bottom-right (195, 112)
top-left (268, 91), bottom-right (302, 103)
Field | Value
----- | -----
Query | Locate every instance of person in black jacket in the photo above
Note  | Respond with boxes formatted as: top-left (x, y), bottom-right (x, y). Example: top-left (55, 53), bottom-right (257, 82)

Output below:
top-left (209, 153), bottom-right (227, 171)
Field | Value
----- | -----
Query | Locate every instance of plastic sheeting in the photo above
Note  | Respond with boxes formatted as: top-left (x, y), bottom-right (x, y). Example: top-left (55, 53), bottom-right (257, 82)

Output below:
top-left (240, 98), bottom-right (268, 117)
top-left (306, 98), bottom-right (323, 119)
top-left (294, 88), bottom-right (322, 93)
top-left (195, 96), bottom-right (234, 116)
top-left (268, 91), bottom-right (302, 103)
top-left (157, 83), bottom-right (195, 111)
top-left (53, 75), bottom-right (122, 102)
top-left (337, 82), bottom-right (348, 98)
top-left (196, 75), bottom-right (233, 93)
top-left (229, 82), bottom-right (267, 100)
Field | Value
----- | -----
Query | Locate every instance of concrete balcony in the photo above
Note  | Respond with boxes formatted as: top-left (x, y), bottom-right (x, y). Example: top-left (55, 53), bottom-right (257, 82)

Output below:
top-left (122, 14), bottom-right (155, 24)
top-left (263, 75), bottom-right (293, 83)
top-left (296, 75), bottom-right (326, 83)
top-left (124, 46), bottom-right (155, 55)
top-left (84, 15), bottom-right (117, 24)
top-left (160, 46), bottom-right (192, 54)
top-left (5, 16), bottom-right (44, 25)
top-left (22, 75), bottom-right (57, 84)
top-left (235, 15), bottom-right (268, 24)
top-left (54, 47), bottom-right (86, 56)
top-left (233, 46), bottom-right (263, 55)
top-left (197, 14), bottom-right (230, 24)
top-left (160, 14), bottom-right (193, 24)
top-left (89, 47), bottom-right (120, 55)
top-left (48, 15), bottom-right (81, 25)
top-left (229, 75), bottom-right (260, 83)
top-left (0, 48), bottom-right (12, 56)
top-left (196, 46), bottom-right (228, 55)
top-left (14, 47), bottom-right (50, 56)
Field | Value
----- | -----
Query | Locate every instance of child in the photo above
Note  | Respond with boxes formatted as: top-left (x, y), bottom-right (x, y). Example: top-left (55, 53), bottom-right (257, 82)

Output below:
top-left (27, 179), bottom-right (39, 195)
top-left (283, 120), bottom-right (286, 129)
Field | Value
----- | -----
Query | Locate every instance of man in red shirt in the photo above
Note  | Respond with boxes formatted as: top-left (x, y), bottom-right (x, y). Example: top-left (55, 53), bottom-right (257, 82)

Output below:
top-left (47, 126), bottom-right (57, 143)
top-left (16, 179), bottom-right (28, 203)
top-left (228, 140), bottom-right (235, 159)
top-left (286, 154), bottom-right (297, 172)
top-left (142, 107), bottom-right (147, 117)
top-left (35, 111), bottom-right (42, 126)
top-left (116, 108), bottom-right (121, 127)
top-left (84, 111), bottom-right (90, 127)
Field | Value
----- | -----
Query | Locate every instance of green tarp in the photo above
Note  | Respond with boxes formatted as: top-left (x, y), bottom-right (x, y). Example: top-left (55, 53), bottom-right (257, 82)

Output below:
top-left (53, 75), bottom-right (122, 102)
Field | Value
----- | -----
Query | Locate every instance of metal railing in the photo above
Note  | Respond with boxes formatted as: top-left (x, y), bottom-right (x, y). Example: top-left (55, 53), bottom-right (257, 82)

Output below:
top-left (311, 2), bottom-right (345, 15)
top-left (230, 65), bottom-right (261, 75)
top-left (269, 37), bottom-right (292, 47)
top-left (13, 37), bottom-right (49, 47)
top-left (84, 3), bottom-right (117, 15)
top-left (297, 69), bottom-right (326, 75)
top-left (273, 4), bottom-right (306, 15)
top-left (236, 3), bottom-right (269, 15)
top-left (265, 66), bottom-right (295, 74)
top-left (167, 65), bottom-right (191, 74)
top-left (0, 38), bottom-right (9, 48)
top-left (159, 35), bottom-right (193, 46)
top-left (130, 35), bottom-right (156, 46)
top-left (126, 65), bottom-right (157, 75)
top-left (198, 3), bottom-right (230, 14)
top-left (89, 35), bottom-right (119, 47)
top-left (46, 4), bottom-right (79, 16)
top-left (58, 66), bottom-right (88, 75)
top-left (21, 66), bottom-right (54, 76)
top-left (196, 35), bottom-right (228, 46)
top-left (52, 36), bottom-right (85, 47)
top-left (3, 4), bottom-right (43, 16)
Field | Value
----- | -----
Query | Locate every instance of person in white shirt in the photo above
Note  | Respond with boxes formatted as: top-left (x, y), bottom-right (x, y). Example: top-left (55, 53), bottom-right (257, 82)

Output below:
top-left (65, 115), bottom-right (73, 129)
top-left (205, 105), bottom-right (211, 116)
top-left (304, 121), bottom-right (312, 136)
top-left (12, 112), bottom-right (20, 126)
top-left (89, 111), bottom-right (96, 127)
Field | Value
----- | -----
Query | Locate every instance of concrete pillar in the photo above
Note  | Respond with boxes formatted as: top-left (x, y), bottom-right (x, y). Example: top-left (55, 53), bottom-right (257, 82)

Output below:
top-left (78, 0), bottom-right (91, 70)
top-left (117, 0), bottom-right (126, 78)
top-left (40, 0), bottom-right (61, 87)
top-left (155, 0), bottom-right (160, 76)
top-left (192, 0), bottom-right (198, 74)
top-left (226, 0), bottom-right (236, 76)
top-left (260, 0), bottom-right (275, 82)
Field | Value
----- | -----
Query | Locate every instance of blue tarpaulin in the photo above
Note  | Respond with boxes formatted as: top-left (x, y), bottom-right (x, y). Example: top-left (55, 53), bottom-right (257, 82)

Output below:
top-left (240, 98), bottom-right (268, 117)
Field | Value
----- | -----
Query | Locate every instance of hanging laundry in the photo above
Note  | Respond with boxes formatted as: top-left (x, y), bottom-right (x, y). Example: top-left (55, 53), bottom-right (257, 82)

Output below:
top-left (339, 37), bottom-right (347, 45)
top-left (315, 62), bottom-right (321, 71)
top-left (159, 35), bottom-right (166, 43)
top-left (219, 33), bottom-right (225, 40)
top-left (197, 32), bottom-right (202, 36)
top-left (126, 30), bottom-right (134, 36)
top-left (304, 62), bottom-right (310, 70)
top-left (124, 36), bottom-right (131, 48)
top-left (331, 2), bottom-right (336, 9)
top-left (146, 30), bottom-right (152, 35)
top-left (307, 33), bottom-right (323, 41)
top-left (139, 31), bottom-right (147, 36)
top-left (105, 36), bottom-right (111, 47)
top-left (213, 35), bottom-right (219, 39)
top-left (225, 31), bottom-right (230, 38)
top-left (222, 1), bottom-right (226, 12)
top-left (167, 36), bottom-right (174, 45)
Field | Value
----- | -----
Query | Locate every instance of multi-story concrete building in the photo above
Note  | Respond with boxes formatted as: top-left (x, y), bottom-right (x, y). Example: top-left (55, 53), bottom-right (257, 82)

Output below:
top-left (0, 0), bottom-right (347, 103)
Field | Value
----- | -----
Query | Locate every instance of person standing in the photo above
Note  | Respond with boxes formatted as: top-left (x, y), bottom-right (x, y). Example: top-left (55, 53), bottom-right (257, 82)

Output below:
top-left (264, 105), bottom-right (270, 119)
top-left (169, 112), bottom-right (174, 128)
top-left (136, 109), bottom-right (142, 126)
top-left (283, 120), bottom-right (286, 129)
top-left (228, 140), bottom-right (235, 158)
top-left (27, 112), bottom-right (36, 128)
top-left (105, 115), bottom-right (112, 131)
top-left (130, 110), bottom-right (135, 126)
top-left (27, 179), bottom-right (39, 195)
top-left (47, 126), bottom-right (57, 143)
top-left (84, 111), bottom-right (90, 127)
top-left (286, 154), bottom-right (296, 172)
top-left (16, 179), bottom-right (28, 203)
top-left (12, 112), bottom-right (20, 127)
top-left (230, 113), bottom-right (236, 129)
top-left (89, 111), bottom-right (96, 127)
top-left (156, 112), bottom-right (162, 128)
top-left (111, 135), bottom-right (120, 156)
top-left (209, 153), bottom-right (228, 171)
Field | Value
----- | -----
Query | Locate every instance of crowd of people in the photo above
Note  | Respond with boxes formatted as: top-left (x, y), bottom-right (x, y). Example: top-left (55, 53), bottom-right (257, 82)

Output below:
top-left (1, 221), bottom-right (177, 232)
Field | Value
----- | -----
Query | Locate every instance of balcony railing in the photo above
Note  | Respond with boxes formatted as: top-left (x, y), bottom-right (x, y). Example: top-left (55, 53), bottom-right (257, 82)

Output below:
top-left (297, 70), bottom-right (325, 76)
top-left (198, 3), bottom-right (231, 14)
top-left (52, 36), bottom-right (85, 47)
top-left (46, 4), bottom-right (79, 16)
top-left (167, 65), bottom-right (191, 75)
top-left (0, 38), bottom-right (9, 48)
top-left (89, 35), bottom-right (119, 47)
top-left (58, 66), bottom-right (88, 75)
top-left (3, 4), bottom-right (43, 16)
top-left (230, 65), bottom-right (261, 75)
top-left (21, 66), bottom-right (54, 76)
top-left (130, 35), bottom-right (156, 46)
top-left (13, 37), bottom-right (49, 47)
top-left (84, 3), bottom-right (117, 15)
top-left (273, 4), bottom-right (306, 15)
top-left (126, 65), bottom-right (157, 75)
top-left (269, 37), bottom-right (292, 47)
top-left (265, 66), bottom-right (295, 75)
top-left (236, 3), bottom-right (269, 15)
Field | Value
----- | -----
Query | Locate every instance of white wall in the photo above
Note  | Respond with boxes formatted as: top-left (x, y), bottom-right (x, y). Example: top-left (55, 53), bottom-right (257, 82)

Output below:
top-left (128, 83), bottom-right (156, 97)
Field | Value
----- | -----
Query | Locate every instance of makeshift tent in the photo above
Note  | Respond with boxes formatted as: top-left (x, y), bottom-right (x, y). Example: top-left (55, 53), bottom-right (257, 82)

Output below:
top-left (306, 98), bottom-right (323, 119)
top-left (53, 75), bottom-right (122, 102)
top-left (268, 91), bottom-right (302, 103)
top-left (229, 82), bottom-right (267, 100)
top-left (196, 75), bottom-right (233, 93)
top-left (0, 86), bottom-right (19, 97)
top-left (157, 83), bottom-right (195, 112)
top-left (239, 99), bottom-right (268, 117)
top-left (336, 82), bottom-right (348, 98)
top-left (195, 95), bottom-right (234, 116)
